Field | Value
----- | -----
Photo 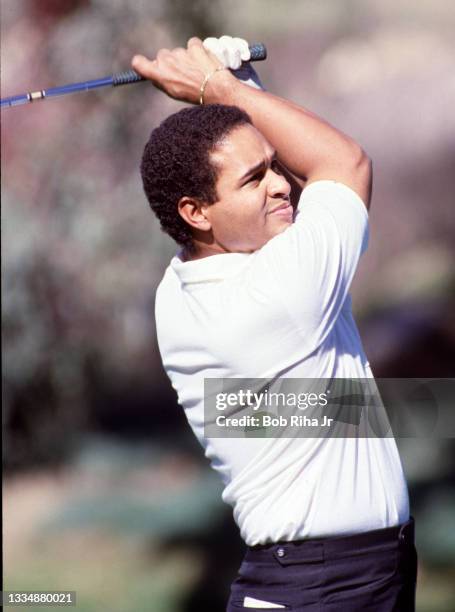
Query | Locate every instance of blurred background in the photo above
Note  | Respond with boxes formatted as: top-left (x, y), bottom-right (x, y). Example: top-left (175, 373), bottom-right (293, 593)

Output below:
top-left (2, 0), bottom-right (455, 610)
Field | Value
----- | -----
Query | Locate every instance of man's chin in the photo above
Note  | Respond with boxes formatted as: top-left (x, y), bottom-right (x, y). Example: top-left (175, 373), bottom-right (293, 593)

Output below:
top-left (258, 220), bottom-right (293, 249)
top-left (273, 218), bottom-right (294, 236)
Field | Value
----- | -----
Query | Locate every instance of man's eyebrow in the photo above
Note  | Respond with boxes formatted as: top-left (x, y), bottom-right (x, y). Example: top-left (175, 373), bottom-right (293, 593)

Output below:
top-left (238, 150), bottom-right (277, 182)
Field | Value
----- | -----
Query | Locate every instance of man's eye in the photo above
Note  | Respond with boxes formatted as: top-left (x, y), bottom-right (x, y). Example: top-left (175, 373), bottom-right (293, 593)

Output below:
top-left (248, 172), bottom-right (262, 183)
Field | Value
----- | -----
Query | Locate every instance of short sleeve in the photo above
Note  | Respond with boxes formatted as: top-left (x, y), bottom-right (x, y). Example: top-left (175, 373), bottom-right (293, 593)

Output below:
top-left (249, 180), bottom-right (369, 344)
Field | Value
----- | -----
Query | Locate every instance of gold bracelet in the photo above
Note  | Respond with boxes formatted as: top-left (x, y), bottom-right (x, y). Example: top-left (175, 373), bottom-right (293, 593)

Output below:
top-left (199, 67), bottom-right (226, 105)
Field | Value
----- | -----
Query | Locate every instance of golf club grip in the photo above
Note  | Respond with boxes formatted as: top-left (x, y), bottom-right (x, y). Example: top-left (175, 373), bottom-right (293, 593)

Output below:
top-left (249, 43), bottom-right (267, 61)
top-left (113, 43), bottom-right (267, 86)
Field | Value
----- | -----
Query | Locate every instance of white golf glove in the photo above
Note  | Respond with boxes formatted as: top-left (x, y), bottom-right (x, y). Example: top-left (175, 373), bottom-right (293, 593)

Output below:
top-left (203, 35), bottom-right (264, 90)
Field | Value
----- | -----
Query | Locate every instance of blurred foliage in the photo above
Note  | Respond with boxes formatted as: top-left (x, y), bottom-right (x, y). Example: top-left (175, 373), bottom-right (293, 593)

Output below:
top-left (1, 1), bottom-right (455, 610)
top-left (165, 0), bottom-right (223, 40)
top-left (44, 438), bottom-right (225, 538)
top-left (3, 437), bottom-right (241, 611)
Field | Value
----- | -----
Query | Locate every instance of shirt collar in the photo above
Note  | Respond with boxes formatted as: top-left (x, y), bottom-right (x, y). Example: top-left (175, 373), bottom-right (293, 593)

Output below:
top-left (170, 250), bottom-right (251, 285)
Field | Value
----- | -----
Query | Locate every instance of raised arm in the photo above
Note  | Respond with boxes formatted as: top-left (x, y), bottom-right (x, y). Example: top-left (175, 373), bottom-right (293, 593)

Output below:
top-left (132, 36), bottom-right (372, 208)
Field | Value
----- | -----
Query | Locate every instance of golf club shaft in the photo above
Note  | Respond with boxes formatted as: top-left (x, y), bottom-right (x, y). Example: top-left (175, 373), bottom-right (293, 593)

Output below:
top-left (1, 43), bottom-right (267, 109)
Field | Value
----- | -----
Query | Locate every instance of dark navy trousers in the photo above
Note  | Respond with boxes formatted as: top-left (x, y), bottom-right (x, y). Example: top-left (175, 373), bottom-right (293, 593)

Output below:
top-left (227, 518), bottom-right (417, 611)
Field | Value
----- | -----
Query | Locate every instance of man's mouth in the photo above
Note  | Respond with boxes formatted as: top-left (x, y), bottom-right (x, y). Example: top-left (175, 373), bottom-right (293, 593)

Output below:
top-left (269, 200), bottom-right (293, 216)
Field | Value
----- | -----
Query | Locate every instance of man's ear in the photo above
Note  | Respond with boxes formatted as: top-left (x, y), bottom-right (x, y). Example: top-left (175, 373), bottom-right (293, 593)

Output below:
top-left (178, 196), bottom-right (212, 232)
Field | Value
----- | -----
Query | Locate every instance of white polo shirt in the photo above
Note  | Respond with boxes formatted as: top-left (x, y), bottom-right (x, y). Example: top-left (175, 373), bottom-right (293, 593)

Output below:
top-left (155, 180), bottom-right (409, 546)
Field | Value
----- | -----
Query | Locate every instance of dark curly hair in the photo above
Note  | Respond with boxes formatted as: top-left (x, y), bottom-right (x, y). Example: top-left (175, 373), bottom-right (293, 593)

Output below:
top-left (140, 104), bottom-right (252, 250)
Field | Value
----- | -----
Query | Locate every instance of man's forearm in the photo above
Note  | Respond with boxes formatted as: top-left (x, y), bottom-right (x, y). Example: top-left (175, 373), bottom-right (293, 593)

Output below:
top-left (131, 37), bottom-right (372, 206)
top-left (205, 71), bottom-right (372, 206)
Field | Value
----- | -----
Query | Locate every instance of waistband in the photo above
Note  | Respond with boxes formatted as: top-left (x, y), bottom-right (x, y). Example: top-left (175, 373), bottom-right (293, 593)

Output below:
top-left (246, 517), bottom-right (415, 566)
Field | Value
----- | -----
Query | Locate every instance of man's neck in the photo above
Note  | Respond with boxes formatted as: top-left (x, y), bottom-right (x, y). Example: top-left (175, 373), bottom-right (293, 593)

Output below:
top-left (184, 241), bottom-right (229, 261)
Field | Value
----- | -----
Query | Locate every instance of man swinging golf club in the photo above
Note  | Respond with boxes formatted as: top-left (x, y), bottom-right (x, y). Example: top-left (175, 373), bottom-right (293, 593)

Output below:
top-left (132, 35), bottom-right (417, 611)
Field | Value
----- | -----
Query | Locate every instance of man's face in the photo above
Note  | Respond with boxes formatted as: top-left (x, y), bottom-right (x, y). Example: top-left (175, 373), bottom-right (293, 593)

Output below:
top-left (203, 124), bottom-right (293, 253)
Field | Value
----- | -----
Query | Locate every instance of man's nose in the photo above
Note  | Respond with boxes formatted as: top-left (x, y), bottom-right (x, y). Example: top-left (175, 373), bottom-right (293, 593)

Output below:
top-left (268, 168), bottom-right (291, 198)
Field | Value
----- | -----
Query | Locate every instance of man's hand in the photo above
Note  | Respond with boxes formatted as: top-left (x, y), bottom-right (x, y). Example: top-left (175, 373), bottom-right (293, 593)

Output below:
top-left (132, 37), bottom-right (232, 104)
top-left (131, 36), bottom-right (263, 103)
